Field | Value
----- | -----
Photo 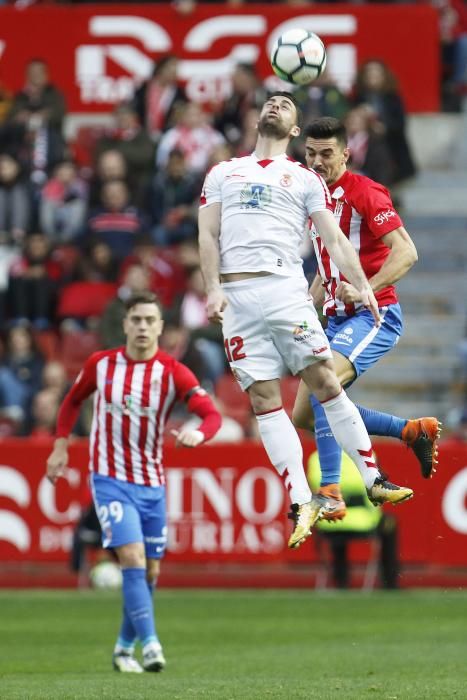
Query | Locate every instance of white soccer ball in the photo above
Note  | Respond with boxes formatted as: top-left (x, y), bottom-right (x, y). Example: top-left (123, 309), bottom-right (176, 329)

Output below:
top-left (89, 561), bottom-right (123, 590)
top-left (270, 29), bottom-right (327, 86)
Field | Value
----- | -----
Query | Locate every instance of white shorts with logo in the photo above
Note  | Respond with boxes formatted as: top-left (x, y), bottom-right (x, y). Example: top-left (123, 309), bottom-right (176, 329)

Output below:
top-left (221, 274), bottom-right (332, 390)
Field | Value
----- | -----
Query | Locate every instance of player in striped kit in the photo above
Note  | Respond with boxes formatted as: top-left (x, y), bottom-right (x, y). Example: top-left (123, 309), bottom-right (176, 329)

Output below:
top-left (46, 291), bottom-right (221, 673)
top-left (292, 116), bottom-right (441, 520)
top-left (199, 92), bottom-right (412, 552)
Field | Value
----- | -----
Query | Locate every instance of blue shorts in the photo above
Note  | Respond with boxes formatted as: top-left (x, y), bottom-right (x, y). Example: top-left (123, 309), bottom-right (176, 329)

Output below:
top-left (326, 304), bottom-right (403, 384)
top-left (90, 474), bottom-right (167, 560)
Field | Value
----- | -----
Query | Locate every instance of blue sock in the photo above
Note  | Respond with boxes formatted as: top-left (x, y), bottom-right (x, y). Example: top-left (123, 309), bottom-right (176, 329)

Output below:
top-left (355, 404), bottom-right (407, 439)
top-left (121, 568), bottom-right (158, 648)
top-left (310, 395), bottom-right (342, 486)
top-left (117, 576), bottom-right (158, 650)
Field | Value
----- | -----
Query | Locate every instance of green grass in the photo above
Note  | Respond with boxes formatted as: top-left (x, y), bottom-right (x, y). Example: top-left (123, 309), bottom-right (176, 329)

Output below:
top-left (0, 589), bottom-right (466, 699)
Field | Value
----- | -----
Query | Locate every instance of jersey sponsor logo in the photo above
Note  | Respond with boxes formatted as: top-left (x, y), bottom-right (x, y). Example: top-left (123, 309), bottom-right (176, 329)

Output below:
top-left (374, 209), bottom-right (397, 225)
top-left (333, 331), bottom-right (354, 345)
top-left (312, 345), bottom-right (328, 355)
top-left (240, 183), bottom-right (272, 210)
top-left (105, 401), bottom-right (153, 417)
top-left (292, 321), bottom-right (316, 342)
top-left (279, 173), bottom-right (292, 187)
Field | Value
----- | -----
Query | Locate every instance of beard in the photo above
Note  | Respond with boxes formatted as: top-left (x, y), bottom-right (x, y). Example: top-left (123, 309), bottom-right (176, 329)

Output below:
top-left (257, 114), bottom-right (291, 139)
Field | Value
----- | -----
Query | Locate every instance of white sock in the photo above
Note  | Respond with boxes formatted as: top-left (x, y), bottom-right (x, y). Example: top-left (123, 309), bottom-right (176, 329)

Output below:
top-left (322, 391), bottom-right (379, 489)
top-left (256, 408), bottom-right (311, 505)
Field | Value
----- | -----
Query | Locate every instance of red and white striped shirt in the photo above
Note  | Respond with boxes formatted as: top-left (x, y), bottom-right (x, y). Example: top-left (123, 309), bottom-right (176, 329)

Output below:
top-left (310, 170), bottom-right (403, 317)
top-left (56, 347), bottom-right (221, 487)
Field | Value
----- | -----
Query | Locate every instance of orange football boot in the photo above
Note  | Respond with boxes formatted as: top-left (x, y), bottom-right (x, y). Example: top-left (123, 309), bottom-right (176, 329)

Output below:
top-left (401, 417), bottom-right (442, 479)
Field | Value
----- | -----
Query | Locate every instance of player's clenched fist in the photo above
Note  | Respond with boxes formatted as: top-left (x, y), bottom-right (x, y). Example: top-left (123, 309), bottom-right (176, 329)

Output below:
top-left (46, 439), bottom-right (69, 484)
top-left (206, 288), bottom-right (227, 324)
top-left (171, 429), bottom-right (205, 448)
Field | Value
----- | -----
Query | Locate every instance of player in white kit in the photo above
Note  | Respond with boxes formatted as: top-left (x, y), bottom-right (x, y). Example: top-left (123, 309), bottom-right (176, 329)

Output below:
top-left (198, 92), bottom-right (412, 549)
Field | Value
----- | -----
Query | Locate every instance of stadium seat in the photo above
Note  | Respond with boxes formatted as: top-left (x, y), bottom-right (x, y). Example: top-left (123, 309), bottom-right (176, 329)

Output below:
top-left (214, 374), bottom-right (251, 430)
top-left (60, 330), bottom-right (102, 379)
top-left (280, 375), bottom-right (300, 417)
top-left (33, 330), bottom-right (60, 362)
top-left (57, 281), bottom-right (117, 321)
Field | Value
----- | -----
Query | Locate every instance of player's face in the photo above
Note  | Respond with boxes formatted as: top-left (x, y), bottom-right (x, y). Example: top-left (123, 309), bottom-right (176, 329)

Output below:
top-left (123, 303), bottom-right (164, 357)
top-left (257, 96), bottom-right (300, 140)
top-left (305, 137), bottom-right (349, 185)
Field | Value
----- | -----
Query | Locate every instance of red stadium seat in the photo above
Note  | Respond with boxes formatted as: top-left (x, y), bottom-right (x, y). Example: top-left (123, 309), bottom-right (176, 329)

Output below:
top-left (33, 330), bottom-right (60, 362)
top-left (280, 375), bottom-right (300, 418)
top-left (214, 373), bottom-right (251, 430)
top-left (57, 281), bottom-right (117, 321)
top-left (60, 331), bottom-right (102, 379)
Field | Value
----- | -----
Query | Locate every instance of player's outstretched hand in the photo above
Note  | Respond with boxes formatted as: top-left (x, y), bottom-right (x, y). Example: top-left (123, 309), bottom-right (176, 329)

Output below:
top-left (46, 440), bottom-right (69, 485)
top-left (171, 428), bottom-right (205, 448)
top-left (360, 287), bottom-right (381, 327)
top-left (206, 288), bottom-right (227, 324)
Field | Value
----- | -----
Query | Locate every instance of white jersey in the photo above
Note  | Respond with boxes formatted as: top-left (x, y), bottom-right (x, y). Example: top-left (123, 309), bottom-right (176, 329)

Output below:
top-left (200, 153), bottom-right (331, 278)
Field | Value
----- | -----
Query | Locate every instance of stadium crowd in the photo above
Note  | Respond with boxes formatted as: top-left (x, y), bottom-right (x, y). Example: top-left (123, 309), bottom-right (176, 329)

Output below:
top-left (0, 22), bottom-right (462, 437)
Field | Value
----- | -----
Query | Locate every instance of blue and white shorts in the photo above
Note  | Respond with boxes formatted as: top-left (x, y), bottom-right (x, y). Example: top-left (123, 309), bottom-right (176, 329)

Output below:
top-left (326, 303), bottom-right (403, 385)
top-left (90, 473), bottom-right (167, 559)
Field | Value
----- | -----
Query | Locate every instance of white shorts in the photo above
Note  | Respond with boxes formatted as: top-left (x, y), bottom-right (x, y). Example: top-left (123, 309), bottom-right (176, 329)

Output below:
top-left (222, 274), bottom-right (332, 390)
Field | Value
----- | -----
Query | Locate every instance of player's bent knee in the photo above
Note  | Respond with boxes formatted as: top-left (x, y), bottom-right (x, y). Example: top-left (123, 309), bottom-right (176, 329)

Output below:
top-left (115, 542), bottom-right (146, 569)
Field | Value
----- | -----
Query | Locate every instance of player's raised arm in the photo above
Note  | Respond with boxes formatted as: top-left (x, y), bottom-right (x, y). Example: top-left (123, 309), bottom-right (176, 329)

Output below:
top-left (312, 209), bottom-right (381, 326)
top-left (198, 202), bottom-right (226, 324)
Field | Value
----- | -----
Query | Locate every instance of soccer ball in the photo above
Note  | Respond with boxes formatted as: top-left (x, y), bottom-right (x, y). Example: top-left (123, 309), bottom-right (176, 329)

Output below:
top-left (89, 561), bottom-right (122, 590)
top-left (270, 29), bottom-right (327, 86)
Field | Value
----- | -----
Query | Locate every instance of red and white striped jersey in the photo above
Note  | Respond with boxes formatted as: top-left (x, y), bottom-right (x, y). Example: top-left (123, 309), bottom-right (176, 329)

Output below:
top-left (310, 170), bottom-right (403, 317)
top-left (56, 347), bottom-right (217, 487)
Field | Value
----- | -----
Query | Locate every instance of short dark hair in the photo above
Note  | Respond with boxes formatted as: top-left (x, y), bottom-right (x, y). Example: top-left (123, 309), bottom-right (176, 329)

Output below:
top-left (124, 291), bottom-right (163, 315)
top-left (266, 91), bottom-right (303, 128)
top-left (305, 117), bottom-right (347, 146)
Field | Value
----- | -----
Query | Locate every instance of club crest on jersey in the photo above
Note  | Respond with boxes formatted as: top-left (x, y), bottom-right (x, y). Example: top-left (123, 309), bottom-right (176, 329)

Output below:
top-left (280, 173), bottom-right (292, 187)
top-left (240, 183), bottom-right (272, 210)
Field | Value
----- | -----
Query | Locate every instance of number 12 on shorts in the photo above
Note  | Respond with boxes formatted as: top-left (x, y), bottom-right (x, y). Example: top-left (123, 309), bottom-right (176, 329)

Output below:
top-left (224, 336), bottom-right (246, 362)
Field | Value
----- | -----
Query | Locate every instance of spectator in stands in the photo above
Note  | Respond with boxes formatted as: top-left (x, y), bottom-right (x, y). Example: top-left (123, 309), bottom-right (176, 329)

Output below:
top-left (178, 266), bottom-right (226, 385)
top-left (431, 0), bottom-right (467, 110)
top-left (235, 108), bottom-right (261, 157)
top-left (295, 71), bottom-right (349, 127)
top-left (0, 324), bottom-right (44, 428)
top-left (147, 148), bottom-right (201, 246)
top-left (214, 63), bottom-right (267, 146)
top-left (7, 58), bottom-right (66, 133)
top-left (344, 105), bottom-right (394, 186)
top-left (352, 59), bottom-right (416, 184)
top-left (85, 180), bottom-right (146, 260)
top-left (3, 59), bottom-right (67, 186)
top-left (42, 360), bottom-right (69, 400)
top-left (74, 239), bottom-right (117, 283)
top-left (0, 152), bottom-right (32, 243)
top-left (99, 263), bottom-right (151, 349)
top-left (156, 102), bottom-right (225, 175)
top-left (132, 55), bottom-right (187, 142)
top-left (120, 233), bottom-right (186, 310)
top-left (159, 321), bottom-right (205, 382)
top-left (8, 232), bottom-right (62, 328)
top-left (0, 79), bottom-right (12, 125)
top-left (29, 388), bottom-right (59, 439)
top-left (89, 149), bottom-right (132, 208)
top-left (95, 104), bottom-right (155, 199)
top-left (39, 160), bottom-right (88, 243)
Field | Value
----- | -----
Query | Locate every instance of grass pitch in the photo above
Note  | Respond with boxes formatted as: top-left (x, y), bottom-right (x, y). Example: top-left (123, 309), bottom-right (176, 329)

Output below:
top-left (1, 589), bottom-right (466, 699)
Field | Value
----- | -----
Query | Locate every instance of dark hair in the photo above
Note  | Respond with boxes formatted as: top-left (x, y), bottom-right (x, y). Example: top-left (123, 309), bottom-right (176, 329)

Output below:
top-left (305, 117), bottom-right (347, 146)
top-left (124, 291), bottom-right (163, 315)
top-left (152, 54), bottom-right (177, 79)
top-left (266, 91), bottom-right (303, 128)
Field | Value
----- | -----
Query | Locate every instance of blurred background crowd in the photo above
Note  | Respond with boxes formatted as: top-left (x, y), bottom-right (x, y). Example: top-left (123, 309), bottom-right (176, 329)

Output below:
top-left (0, 0), bottom-right (466, 441)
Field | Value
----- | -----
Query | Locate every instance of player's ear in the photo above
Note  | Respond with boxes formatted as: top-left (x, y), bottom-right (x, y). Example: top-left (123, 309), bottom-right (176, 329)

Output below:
top-left (343, 147), bottom-right (350, 164)
top-left (291, 124), bottom-right (301, 139)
